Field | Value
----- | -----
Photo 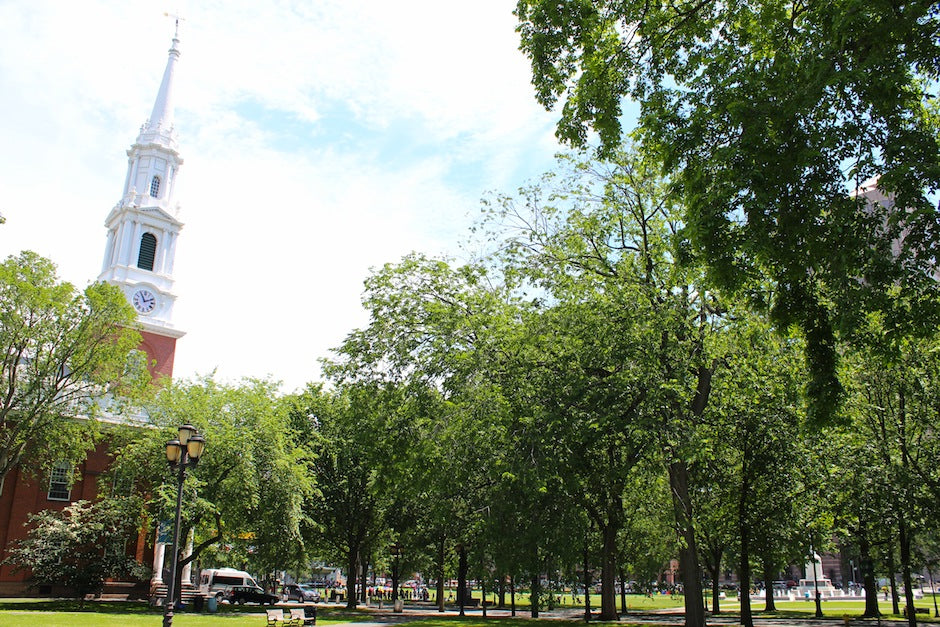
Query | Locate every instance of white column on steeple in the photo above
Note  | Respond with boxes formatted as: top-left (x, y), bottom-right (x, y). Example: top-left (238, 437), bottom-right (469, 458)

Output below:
top-left (101, 230), bottom-right (115, 274)
top-left (130, 222), bottom-right (143, 266)
top-left (168, 165), bottom-right (178, 201)
top-left (155, 229), bottom-right (167, 273)
top-left (123, 158), bottom-right (133, 196)
top-left (117, 222), bottom-right (132, 266)
top-left (166, 232), bottom-right (178, 274)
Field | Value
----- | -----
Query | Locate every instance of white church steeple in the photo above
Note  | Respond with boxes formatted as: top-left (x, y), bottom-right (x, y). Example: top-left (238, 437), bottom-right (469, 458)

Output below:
top-left (98, 31), bottom-right (185, 346)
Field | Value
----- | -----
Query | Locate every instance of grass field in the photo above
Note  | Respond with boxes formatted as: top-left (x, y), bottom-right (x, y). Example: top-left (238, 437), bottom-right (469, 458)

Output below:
top-left (0, 595), bottom-right (937, 626)
top-left (0, 600), bottom-right (362, 627)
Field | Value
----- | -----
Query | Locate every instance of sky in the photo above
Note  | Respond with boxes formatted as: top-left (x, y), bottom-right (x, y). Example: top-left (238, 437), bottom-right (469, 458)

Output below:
top-left (0, 0), bottom-right (567, 393)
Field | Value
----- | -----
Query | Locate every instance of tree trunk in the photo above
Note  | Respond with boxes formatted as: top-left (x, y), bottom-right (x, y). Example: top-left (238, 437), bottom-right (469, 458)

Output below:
top-left (511, 575), bottom-right (516, 617)
top-left (360, 555), bottom-right (368, 604)
top-left (738, 443), bottom-right (752, 627)
top-left (899, 514), bottom-right (917, 627)
top-left (583, 538), bottom-right (591, 622)
top-left (859, 526), bottom-right (880, 617)
top-left (761, 554), bottom-right (776, 612)
top-left (619, 566), bottom-right (628, 615)
top-left (436, 537), bottom-right (446, 612)
top-left (739, 526), bottom-right (752, 627)
top-left (888, 543), bottom-right (901, 615)
top-left (669, 460), bottom-right (706, 627)
top-left (345, 550), bottom-right (359, 609)
top-left (709, 554), bottom-right (722, 614)
top-left (600, 523), bottom-right (618, 620)
top-left (457, 544), bottom-right (468, 617)
top-left (898, 391), bottom-right (918, 627)
top-left (531, 574), bottom-right (540, 618)
top-left (498, 575), bottom-right (506, 608)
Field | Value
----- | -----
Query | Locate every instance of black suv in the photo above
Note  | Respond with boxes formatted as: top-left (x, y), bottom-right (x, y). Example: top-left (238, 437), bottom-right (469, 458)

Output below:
top-left (227, 585), bottom-right (279, 605)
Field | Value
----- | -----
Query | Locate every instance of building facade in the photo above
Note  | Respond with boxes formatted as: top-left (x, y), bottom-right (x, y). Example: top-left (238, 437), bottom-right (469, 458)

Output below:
top-left (0, 31), bottom-right (187, 597)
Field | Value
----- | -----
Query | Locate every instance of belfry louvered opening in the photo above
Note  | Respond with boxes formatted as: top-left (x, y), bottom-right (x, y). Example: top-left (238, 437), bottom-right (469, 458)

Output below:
top-left (137, 233), bottom-right (157, 271)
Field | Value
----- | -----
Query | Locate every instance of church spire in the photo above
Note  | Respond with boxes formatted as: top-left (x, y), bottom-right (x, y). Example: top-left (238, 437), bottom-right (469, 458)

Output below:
top-left (98, 29), bottom-right (186, 350)
top-left (146, 35), bottom-right (180, 136)
top-left (137, 25), bottom-right (181, 151)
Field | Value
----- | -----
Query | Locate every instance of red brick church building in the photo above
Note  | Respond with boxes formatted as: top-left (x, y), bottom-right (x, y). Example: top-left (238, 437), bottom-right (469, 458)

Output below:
top-left (0, 30), bottom-right (187, 597)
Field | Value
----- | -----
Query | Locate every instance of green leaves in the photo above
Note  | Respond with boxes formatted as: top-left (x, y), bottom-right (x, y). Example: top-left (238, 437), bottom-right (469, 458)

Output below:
top-left (111, 375), bottom-right (314, 576)
top-left (517, 0), bottom-right (940, 424)
top-left (0, 251), bottom-right (146, 481)
top-left (3, 497), bottom-right (149, 600)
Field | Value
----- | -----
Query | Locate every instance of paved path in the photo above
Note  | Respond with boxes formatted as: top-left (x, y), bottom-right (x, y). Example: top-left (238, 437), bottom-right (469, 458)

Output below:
top-left (323, 603), bottom-right (900, 627)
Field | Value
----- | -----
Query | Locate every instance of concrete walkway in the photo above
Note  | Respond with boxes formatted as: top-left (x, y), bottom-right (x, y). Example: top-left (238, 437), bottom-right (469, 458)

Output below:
top-left (322, 602), bottom-right (899, 627)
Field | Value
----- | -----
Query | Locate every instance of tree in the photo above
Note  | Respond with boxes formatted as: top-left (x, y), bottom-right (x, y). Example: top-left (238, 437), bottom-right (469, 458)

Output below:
top-left (702, 316), bottom-right (815, 626)
top-left (480, 148), bottom-right (721, 624)
top-left (298, 384), bottom-right (386, 609)
top-left (0, 250), bottom-right (147, 484)
top-left (843, 327), bottom-right (940, 626)
top-left (516, 0), bottom-right (940, 421)
top-left (324, 253), bottom-right (518, 612)
top-left (3, 497), bottom-right (149, 604)
top-left (111, 375), bottom-right (312, 604)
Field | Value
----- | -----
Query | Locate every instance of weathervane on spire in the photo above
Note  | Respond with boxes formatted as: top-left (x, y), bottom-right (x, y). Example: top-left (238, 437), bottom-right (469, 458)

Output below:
top-left (164, 11), bottom-right (185, 39)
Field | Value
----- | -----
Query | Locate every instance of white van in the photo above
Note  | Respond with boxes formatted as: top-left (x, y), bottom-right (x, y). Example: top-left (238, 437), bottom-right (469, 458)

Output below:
top-left (200, 568), bottom-right (260, 599)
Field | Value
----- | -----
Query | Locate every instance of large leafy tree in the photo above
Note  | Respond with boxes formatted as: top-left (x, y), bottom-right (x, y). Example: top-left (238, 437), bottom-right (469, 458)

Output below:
top-left (494, 295), bottom-right (656, 621)
top-left (480, 148), bottom-right (721, 624)
top-left (516, 0), bottom-right (940, 420)
top-left (324, 254), bottom-right (516, 611)
top-left (111, 375), bottom-right (312, 603)
top-left (842, 328), bottom-right (940, 626)
top-left (702, 316), bottom-right (814, 626)
top-left (298, 384), bottom-right (387, 609)
top-left (0, 251), bottom-right (147, 483)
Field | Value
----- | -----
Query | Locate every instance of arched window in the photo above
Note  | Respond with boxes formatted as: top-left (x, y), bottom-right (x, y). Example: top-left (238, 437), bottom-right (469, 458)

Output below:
top-left (137, 233), bottom-right (157, 271)
top-left (150, 175), bottom-right (161, 198)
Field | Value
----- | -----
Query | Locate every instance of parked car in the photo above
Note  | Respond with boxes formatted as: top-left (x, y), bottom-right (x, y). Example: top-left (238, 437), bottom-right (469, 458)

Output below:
top-left (227, 585), bottom-right (279, 605)
top-left (201, 567), bottom-right (261, 600)
top-left (285, 583), bottom-right (321, 603)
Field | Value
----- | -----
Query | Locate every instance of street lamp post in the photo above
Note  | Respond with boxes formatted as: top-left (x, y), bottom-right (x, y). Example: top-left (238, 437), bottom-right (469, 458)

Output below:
top-left (810, 550), bottom-right (823, 619)
top-left (162, 424), bottom-right (206, 627)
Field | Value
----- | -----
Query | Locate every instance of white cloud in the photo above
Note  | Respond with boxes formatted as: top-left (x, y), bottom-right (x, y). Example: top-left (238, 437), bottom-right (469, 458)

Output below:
top-left (0, 0), bottom-right (564, 392)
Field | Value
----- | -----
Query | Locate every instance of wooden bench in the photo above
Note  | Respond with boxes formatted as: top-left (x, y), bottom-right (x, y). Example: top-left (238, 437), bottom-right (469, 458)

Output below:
top-left (903, 607), bottom-right (929, 617)
top-left (266, 607), bottom-right (316, 626)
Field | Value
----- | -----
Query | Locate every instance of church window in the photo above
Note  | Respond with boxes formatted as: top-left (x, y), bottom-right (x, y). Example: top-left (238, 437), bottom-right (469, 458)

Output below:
top-left (137, 233), bottom-right (157, 271)
top-left (47, 462), bottom-right (72, 501)
top-left (150, 175), bottom-right (161, 197)
top-left (111, 471), bottom-right (134, 497)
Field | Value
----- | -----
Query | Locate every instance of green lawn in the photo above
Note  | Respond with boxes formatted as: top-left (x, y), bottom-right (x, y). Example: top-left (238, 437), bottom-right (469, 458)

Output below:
top-left (436, 592), bottom-right (684, 611)
top-left (707, 595), bottom-right (940, 622)
top-left (0, 600), bottom-right (358, 627)
top-left (0, 595), bottom-right (937, 626)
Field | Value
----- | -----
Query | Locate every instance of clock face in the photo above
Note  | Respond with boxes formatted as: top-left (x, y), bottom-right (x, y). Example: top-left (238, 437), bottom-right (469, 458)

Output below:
top-left (132, 289), bottom-right (157, 314)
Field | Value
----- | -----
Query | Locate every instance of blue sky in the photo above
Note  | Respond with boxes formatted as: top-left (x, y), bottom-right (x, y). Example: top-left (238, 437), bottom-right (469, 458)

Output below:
top-left (0, 0), bottom-right (569, 391)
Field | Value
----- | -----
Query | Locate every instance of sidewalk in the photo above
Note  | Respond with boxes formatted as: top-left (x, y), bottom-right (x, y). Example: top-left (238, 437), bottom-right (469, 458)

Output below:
top-left (323, 602), bottom-right (895, 627)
